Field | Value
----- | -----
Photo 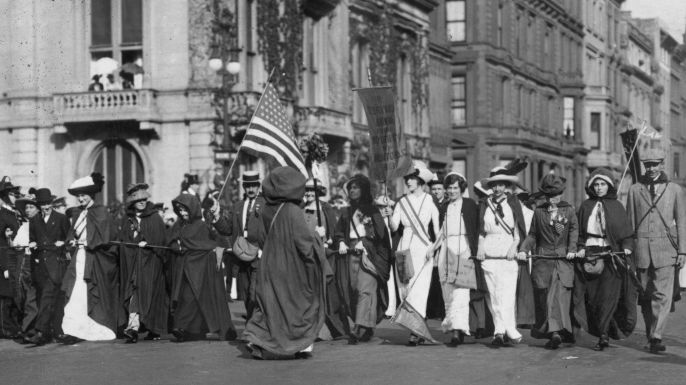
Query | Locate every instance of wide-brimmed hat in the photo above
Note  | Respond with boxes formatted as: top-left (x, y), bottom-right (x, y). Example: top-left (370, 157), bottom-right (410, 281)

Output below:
top-left (35, 188), bottom-right (54, 206)
top-left (539, 173), bottom-right (566, 196)
top-left (240, 170), bottom-right (261, 186)
top-left (68, 173), bottom-right (105, 196)
top-left (0, 176), bottom-right (20, 194)
top-left (126, 183), bottom-right (151, 205)
top-left (483, 166), bottom-right (519, 186)
top-left (15, 194), bottom-right (37, 213)
top-left (404, 162), bottom-right (434, 184)
top-left (640, 148), bottom-right (666, 163)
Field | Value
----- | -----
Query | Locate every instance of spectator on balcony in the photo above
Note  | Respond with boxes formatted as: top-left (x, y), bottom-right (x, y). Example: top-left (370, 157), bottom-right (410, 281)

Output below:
top-left (103, 74), bottom-right (122, 91)
top-left (88, 75), bottom-right (103, 92)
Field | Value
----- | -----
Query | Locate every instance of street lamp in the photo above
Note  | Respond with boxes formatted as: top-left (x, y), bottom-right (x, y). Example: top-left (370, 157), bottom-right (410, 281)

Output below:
top-left (209, 1), bottom-right (240, 205)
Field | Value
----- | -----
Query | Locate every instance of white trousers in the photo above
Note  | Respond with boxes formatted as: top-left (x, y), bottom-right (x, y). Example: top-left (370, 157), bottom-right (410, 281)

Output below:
top-left (482, 259), bottom-right (521, 339)
top-left (440, 284), bottom-right (470, 334)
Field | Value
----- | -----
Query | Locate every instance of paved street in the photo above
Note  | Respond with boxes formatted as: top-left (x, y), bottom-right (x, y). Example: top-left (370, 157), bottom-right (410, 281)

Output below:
top-left (1, 300), bottom-right (685, 385)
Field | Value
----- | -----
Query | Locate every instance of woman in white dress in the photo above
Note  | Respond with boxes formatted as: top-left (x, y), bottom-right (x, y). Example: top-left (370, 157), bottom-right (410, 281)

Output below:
top-left (390, 164), bottom-right (439, 345)
top-left (61, 173), bottom-right (119, 343)
top-left (426, 172), bottom-right (479, 346)
top-left (476, 169), bottom-right (526, 346)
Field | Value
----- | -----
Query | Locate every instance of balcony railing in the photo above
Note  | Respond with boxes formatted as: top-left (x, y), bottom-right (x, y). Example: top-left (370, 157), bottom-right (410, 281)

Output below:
top-left (53, 89), bottom-right (158, 124)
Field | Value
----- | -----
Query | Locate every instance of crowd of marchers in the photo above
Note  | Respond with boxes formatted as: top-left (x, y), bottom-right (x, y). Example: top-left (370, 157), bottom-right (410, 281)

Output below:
top-left (0, 147), bottom-right (683, 360)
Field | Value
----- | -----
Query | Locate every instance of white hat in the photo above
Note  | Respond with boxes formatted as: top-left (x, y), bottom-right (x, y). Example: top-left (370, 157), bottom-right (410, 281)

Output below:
top-left (405, 161), bottom-right (434, 184)
top-left (68, 173), bottom-right (105, 196)
top-left (483, 166), bottom-right (519, 185)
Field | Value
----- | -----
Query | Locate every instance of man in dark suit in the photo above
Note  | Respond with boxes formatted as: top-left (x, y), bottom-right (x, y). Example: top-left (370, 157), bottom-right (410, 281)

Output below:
top-left (25, 188), bottom-right (70, 345)
top-left (229, 171), bottom-right (265, 320)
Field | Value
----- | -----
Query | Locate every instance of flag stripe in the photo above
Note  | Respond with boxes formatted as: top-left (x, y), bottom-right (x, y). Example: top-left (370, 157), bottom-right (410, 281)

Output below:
top-left (242, 139), bottom-right (307, 175)
top-left (243, 130), bottom-right (305, 171)
top-left (246, 123), bottom-right (305, 165)
top-left (251, 117), bottom-right (304, 162)
top-left (242, 132), bottom-right (308, 175)
top-left (238, 83), bottom-right (307, 177)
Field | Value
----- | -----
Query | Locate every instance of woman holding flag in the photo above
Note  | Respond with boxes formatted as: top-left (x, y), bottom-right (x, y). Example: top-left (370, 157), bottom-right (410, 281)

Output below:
top-left (389, 162), bottom-right (439, 346)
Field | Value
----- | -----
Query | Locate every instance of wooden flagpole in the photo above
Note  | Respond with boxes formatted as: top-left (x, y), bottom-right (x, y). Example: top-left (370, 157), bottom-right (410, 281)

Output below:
top-left (217, 67), bottom-right (277, 200)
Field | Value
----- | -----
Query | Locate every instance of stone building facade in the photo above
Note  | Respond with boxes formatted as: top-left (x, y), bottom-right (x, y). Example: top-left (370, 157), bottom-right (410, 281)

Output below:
top-left (445, 0), bottom-right (588, 203)
top-left (0, 0), bottom-right (450, 206)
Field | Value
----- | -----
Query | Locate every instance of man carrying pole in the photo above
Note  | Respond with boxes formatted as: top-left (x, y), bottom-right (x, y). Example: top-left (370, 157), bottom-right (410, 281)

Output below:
top-left (626, 147), bottom-right (686, 354)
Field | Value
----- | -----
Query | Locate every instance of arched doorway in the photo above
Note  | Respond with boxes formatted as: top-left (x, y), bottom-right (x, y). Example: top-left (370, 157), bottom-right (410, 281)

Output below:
top-left (92, 140), bottom-right (145, 207)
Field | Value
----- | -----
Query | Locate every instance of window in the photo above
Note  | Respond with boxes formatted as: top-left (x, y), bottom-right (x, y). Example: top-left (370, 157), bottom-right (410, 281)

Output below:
top-left (496, 4), bottom-right (503, 47)
top-left (590, 112), bottom-right (601, 149)
top-left (302, 18), bottom-right (327, 106)
top-left (543, 24), bottom-right (552, 70)
top-left (446, 1), bottom-right (466, 42)
top-left (397, 54), bottom-right (413, 131)
top-left (515, 11), bottom-right (521, 56)
top-left (451, 76), bottom-right (466, 125)
top-left (90, 0), bottom-right (144, 88)
top-left (563, 97), bottom-right (575, 138)
top-left (351, 41), bottom-right (369, 124)
top-left (675, 152), bottom-right (681, 179)
top-left (92, 140), bottom-right (145, 206)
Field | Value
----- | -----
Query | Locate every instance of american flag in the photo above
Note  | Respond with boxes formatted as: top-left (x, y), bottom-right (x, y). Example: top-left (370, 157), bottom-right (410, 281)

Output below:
top-left (241, 83), bottom-right (308, 177)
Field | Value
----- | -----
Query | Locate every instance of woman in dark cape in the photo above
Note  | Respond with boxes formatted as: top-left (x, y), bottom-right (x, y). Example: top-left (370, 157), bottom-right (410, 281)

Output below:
top-left (334, 174), bottom-right (391, 344)
top-left (118, 184), bottom-right (169, 342)
top-left (243, 166), bottom-right (329, 359)
top-left (62, 173), bottom-right (121, 342)
top-left (301, 179), bottom-right (351, 340)
top-left (573, 168), bottom-right (637, 351)
top-left (168, 194), bottom-right (235, 341)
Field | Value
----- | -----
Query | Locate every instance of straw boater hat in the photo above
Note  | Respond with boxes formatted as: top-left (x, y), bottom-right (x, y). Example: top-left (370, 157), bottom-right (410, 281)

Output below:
top-left (126, 183), bottom-right (151, 206)
top-left (305, 178), bottom-right (326, 195)
top-left (640, 148), bottom-right (666, 163)
top-left (67, 173), bottom-right (105, 196)
top-left (240, 170), bottom-right (261, 186)
top-left (183, 173), bottom-right (200, 186)
top-left (483, 166), bottom-right (519, 186)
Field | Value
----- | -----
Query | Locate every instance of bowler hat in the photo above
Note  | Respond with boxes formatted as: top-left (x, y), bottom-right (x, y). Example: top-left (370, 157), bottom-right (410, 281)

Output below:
top-left (539, 174), bottom-right (566, 196)
top-left (52, 196), bottom-right (66, 208)
top-left (35, 188), bottom-right (54, 206)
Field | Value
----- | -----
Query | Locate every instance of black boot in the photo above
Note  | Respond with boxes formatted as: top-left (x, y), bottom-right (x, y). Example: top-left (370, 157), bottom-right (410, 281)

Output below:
top-left (123, 329), bottom-right (138, 344)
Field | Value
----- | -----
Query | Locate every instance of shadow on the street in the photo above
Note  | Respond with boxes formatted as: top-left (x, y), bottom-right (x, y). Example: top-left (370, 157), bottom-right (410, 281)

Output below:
top-left (638, 353), bottom-right (686, 366)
